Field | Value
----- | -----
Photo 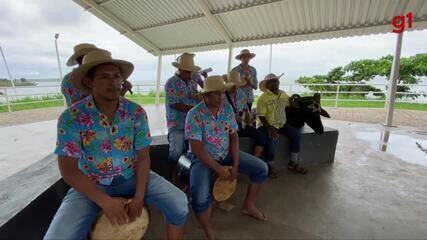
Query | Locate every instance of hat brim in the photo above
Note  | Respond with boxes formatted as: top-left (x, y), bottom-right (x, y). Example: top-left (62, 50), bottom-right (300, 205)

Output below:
top-left (171, 62), bottom-right (201, 72)
top-left (70, 59), bottom-right (134, 95)
top-left (200, 83), bottom-right (234, 94)
top-left (259, 73), bottom-right (284, 92)
top-left (224, 77), bottom-right (246, 87)
top-left (66, 47), bottom-right (98, 67)
top-left (229, 81), bottom-right (246, 87)
top-left (235, 53), bottom-right (256, 60)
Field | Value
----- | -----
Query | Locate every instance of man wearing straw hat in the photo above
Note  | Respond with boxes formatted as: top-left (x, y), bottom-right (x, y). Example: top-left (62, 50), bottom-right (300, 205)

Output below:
top-left (185, 75), bottom-right (268, 239)
top-left (232, 49), bottom-right (258, 110)
top-left (165, 52), bottom-right (201, 185)
top-left (223, 70), bottom-right (255, 136)
top-left (45, 49), bottom-right (188, 240)
top-left (62, 43), bottom-right (132, 106)
top-left (253, 73), bottom-right (307, 178)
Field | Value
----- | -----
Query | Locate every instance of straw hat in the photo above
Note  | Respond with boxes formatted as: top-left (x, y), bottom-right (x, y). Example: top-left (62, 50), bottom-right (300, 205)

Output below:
top-left (71, 49), bottom-right (134, 94)
top-left (66, 43), bottom-right (98, 66)
top-left (200, 75), bottom-right (234, 94)
top-left (235, 49), bottom-right (256, 60)
top-left (259, 73), bottom-right (284, 92)
top-left (223, 70), bottom-right (246, 87)
top-left (171, 52), bottom-right (201, 72)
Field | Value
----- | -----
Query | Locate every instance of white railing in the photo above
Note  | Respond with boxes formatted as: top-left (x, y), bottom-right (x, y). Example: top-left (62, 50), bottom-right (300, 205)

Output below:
top-left (0, 83), bottom-right (426, 112)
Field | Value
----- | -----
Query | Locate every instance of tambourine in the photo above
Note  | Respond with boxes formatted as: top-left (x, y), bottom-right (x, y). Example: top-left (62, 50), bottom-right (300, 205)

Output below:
top-left (90, 203), bottom-right (149, 240)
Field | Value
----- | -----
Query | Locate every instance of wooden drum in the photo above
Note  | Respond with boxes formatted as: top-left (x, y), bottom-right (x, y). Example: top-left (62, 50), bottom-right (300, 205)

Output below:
top-left (90, 206), bottom-right (149, 240)
top-left (177, 154), bottom-right (237, 202)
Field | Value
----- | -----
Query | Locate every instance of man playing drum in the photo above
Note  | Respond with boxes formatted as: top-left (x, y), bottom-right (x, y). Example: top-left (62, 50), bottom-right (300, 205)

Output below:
top-left (44, 49), bottom-right (188, 240)
top-left (185, 75), bottom-right (269, 240)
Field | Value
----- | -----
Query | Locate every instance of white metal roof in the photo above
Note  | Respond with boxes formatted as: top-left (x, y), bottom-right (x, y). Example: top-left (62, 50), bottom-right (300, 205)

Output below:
top-left (73, 0), bottom-right (427, 56)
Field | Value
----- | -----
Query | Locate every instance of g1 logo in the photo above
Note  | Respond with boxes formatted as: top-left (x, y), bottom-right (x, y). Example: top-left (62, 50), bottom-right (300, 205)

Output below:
top-left (392, 12), bottom-right (413, 33)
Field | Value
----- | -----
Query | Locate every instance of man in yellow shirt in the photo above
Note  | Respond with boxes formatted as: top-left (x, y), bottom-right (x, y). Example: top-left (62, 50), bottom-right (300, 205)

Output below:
top-left (253, 74), bottom-right (307, 178)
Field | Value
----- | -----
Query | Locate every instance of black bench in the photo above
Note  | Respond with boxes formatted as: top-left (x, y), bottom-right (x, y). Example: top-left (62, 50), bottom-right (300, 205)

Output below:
top-left (239, 125), bottom-right (339, 170)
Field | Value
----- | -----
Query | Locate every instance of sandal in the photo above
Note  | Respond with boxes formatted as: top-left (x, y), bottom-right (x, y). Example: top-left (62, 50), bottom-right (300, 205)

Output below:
top-left (267, 162), bottom-right (278, 179)
top-left (242, 209), bottom-right (268, 222)
top-left (288, 162), bottom-right (308, 175)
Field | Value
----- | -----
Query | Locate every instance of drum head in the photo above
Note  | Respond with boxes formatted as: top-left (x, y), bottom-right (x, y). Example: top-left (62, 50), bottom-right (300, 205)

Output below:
top-left (90, 207), bottom-right (149, 240)
top-left (212, 178), bottom-right (237, 202)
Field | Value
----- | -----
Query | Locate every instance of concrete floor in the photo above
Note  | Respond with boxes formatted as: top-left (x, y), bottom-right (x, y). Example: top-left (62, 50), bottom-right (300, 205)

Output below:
top-left (1, 105), bottom-right (426, 238)
top-left (144, 120), bottom-right (427, 239)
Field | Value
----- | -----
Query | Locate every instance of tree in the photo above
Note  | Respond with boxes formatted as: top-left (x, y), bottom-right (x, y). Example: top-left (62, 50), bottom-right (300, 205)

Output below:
top-left (296, 53), bottom-right (427, 97)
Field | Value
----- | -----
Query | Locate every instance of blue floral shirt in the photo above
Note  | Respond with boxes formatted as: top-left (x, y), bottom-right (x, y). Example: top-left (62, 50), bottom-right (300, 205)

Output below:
top-left (185, 101), bottom-right (238, 160)
top-left (61, 72), bottom-right (87, 107)
top-left (227, 88), bottom-right (249, 113)
top-left (191, 72), bottom-right (204, 88)
top-left (232, 65), bottom-right (258, 103)
top-left (54, 95), bottom-right (152, 185)
top-left (165, 74), bottom-right (199, 131)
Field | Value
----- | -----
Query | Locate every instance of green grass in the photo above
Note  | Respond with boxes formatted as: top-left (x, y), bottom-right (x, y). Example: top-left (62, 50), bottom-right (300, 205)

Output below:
top-left (0, 94), bottom-right (166, 113)
top-left (0, 79), bottom-right (37, 87)
top-left (1, 93), bottom-right (425, 113)
top-left (320, 99), bottom-right (427, 111)
top-left (253, 94), bottom-right (427, 111)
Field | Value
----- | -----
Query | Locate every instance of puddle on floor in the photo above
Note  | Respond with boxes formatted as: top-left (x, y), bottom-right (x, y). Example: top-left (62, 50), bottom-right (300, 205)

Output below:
top-left (354, 129), bottom-right (427, 167)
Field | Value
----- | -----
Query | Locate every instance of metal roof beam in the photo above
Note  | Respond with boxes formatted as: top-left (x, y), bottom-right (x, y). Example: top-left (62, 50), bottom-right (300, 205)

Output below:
top-left (84, 0), bottom-right (120, 10)
top-left (194, 0), bottom-right (233, 45)
top-left (81, 0), bottom-right (161, 54)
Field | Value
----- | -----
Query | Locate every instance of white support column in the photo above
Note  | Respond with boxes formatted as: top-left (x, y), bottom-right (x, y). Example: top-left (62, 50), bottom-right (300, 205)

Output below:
top-left (155, 54), bottom-right (163, 105)
top-left (227, 45), bottom-right (233, 72)
top-left (0, 46), bottom-right (16, 91)
top-left (385, 32), bottom-right (403, 127)
top-left (268, 44), bottom-right (273, 73)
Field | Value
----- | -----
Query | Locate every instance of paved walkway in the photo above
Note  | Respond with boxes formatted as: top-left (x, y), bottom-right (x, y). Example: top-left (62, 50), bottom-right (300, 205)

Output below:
top-left (1, 106), bottom-right (426, 128)
top-left (324, 107), bottom-right (427, 128)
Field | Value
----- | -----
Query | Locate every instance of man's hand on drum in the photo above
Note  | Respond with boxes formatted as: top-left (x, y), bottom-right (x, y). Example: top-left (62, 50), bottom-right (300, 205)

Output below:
top-left (127, 197), bottom-right (144, 223)
top-left (217, 165), bottom-right (232, 180)
top-left (101, 197), bottom-right (129, 226)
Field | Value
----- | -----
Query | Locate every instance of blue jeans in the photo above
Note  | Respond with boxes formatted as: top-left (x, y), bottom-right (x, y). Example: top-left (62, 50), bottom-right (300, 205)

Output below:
top-left (189, 151), bottom-right (268, 214)
top-left (168, 130), bottom-right (188, 164)
top-left (255, 124), bottom-right (301, 161)
top-left (44, 171), bottom-right (188, 240)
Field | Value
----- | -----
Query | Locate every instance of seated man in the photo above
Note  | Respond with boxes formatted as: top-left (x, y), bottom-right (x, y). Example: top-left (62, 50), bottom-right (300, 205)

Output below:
top-left (165, 52), bottom-right (201, 185)
top-left (44, 49), bottom-right (188, 240)
top-left (185, 75), bottom-right (269, 240)
top-left (223, 70), bottom-right (256, 137)
top-left (253, 73), bottom-right (307, 178)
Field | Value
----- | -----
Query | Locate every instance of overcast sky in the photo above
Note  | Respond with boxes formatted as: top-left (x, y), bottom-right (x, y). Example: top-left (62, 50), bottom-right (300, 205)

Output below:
top-left (0, 0), bottom-right (426, 84)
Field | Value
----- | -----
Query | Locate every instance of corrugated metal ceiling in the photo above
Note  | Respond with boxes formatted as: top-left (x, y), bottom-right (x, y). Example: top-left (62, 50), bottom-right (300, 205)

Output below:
top-left (74, 0), bottom-right (427, 55)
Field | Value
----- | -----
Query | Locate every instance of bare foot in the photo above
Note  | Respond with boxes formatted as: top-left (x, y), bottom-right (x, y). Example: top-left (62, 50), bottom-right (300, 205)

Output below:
top-left (241, 206), bottom-right (268, 222)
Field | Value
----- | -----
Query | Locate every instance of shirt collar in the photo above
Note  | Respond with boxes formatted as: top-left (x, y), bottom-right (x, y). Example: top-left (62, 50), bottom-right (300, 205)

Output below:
top-left (86, 95), bottom-right (125, 114)
top-left (265, 89), bottom-right (283, 96)
top-left (174, 73), bottom-right (191, 85)
top-left (201, 100), bottom-right (224, 119)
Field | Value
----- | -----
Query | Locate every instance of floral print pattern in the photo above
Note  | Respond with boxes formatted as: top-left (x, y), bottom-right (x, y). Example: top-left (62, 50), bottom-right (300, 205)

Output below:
top-left (61, 72), bottom-right (87, 107)
top-left (185, 101), bottom-right (238, 160)
top-left (55, 95), bottom-right (152, 185)
top-left (164, 74), bottom-right (199, 131)
top-left (232, 65), bottom-right (258, 103)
